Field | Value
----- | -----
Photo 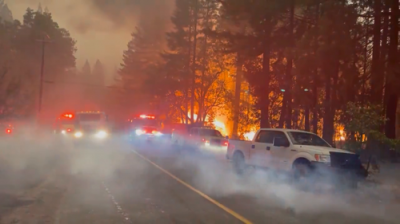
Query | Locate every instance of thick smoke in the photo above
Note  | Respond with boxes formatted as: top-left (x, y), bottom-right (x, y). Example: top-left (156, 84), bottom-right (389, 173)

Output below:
top-left (7, 0), bottom-right (174, 68)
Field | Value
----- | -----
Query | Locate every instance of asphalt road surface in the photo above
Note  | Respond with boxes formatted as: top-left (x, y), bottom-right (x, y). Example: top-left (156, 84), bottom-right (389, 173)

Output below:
top-left (1, 137), bottom-right (399, 224)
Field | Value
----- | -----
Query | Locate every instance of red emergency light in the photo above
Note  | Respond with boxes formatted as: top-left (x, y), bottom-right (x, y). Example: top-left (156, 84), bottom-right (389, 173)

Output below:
top-left (62, 113), bottom-right (74, 118)
top-left (5, 128), bottom-right (11, 134)
top-left (139, 114), bottom-right (155, 119)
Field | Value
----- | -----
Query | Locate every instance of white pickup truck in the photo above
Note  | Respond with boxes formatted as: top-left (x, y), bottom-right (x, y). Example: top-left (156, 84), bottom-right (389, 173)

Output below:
top-left (227, 128), bottom-right (367, 187)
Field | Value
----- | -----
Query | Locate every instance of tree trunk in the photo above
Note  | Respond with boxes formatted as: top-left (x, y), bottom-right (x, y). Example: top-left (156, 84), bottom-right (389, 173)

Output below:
top-left (232, 54), bottom-right (243, 138)
top-left (260, 42), bottom-right (271, 128)
top-left (322, 59), bottom-right (338, 145)
top-left (312, 0), bottom-right (320, 134)
top-left (285, 0), bottom-right (295, 129)
top-left (384, 0), bottom-right (399, 139)
top-left (198, 0), bottom-right (211, 123)
top-left (305, 106), bottom-right (310, 131)
top-left (190, 0), bottom-right (199, 123)
top-left (278, 91), bottom-right (287, 128)
top-left (370, 0), bottom-right (382, 104)
top-left (185, 4), bottom-right (193, 125)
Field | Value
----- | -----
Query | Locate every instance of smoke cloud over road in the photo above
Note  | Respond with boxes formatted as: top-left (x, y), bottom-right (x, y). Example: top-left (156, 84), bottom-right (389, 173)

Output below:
top-left (1, 130), bottom-right (399, 223)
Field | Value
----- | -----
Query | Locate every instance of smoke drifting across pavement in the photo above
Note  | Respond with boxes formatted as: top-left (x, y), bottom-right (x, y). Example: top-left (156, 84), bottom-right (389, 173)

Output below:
top-left (139, 141), bottom-right (400, 223)
top-left (1, 132), bottom-right (399, 223)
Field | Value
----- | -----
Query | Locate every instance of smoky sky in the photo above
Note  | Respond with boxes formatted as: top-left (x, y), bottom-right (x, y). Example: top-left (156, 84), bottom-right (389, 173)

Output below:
top-left (7, 0), bottom-right (174, 74)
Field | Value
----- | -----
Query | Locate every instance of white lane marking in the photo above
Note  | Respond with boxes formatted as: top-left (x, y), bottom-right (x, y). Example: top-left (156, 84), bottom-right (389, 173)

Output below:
top-left (101, 181), bottom-right (132, 223)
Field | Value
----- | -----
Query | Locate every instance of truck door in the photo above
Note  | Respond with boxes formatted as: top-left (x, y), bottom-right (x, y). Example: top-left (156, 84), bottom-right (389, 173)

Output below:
top-left (250, 130), bottom-right (274, 168)
top-left (269, 131), bottom-right (291, 170)
top-left (251, 130), bottom-right (289, 169)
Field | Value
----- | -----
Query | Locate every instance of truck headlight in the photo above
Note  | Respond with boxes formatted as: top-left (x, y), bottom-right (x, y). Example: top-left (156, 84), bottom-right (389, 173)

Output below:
top-left (74, 131), bottom-right (83, 138)
top-left (151, 130), bottom-right (162, 136)
top-left (315, 154), bottom-right (330, 163)
top-left (96, 130), bottom-right (107, 138)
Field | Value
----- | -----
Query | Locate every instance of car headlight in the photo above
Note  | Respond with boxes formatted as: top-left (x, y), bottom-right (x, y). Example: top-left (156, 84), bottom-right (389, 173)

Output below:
top-left (315, 154), bottom-right (330, 163)
top-left (74, 131), bottom-right (83, 138)
top-left (96, 130), bottom-right (107, 138)
top-left (136, 129), bottom-right (144, 135)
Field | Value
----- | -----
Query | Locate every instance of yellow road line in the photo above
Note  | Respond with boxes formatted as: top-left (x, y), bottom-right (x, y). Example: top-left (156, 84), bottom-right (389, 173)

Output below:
top-left (132, 150), bottom-right (253, 224)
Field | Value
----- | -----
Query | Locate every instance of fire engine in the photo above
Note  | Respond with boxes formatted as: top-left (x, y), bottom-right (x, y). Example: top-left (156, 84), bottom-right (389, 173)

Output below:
top-left (54, 111), bottom-right (109, 142)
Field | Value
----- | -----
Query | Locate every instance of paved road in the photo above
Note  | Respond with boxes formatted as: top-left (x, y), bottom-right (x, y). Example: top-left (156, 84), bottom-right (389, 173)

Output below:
top-left (1, 137), bottom-right (399, 223)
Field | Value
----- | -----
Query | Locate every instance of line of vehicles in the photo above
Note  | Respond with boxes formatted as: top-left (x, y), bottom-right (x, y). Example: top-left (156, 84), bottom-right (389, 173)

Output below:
top-left (2, 110), bottom-right (368, 188)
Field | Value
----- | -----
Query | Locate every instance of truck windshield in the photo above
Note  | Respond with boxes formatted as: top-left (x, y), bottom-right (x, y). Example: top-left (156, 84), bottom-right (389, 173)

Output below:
top-left (78, 114), bottom-right (102, 121)
top-left (288, 131), bottom-right (331, 147)
top-left (60, 119), bottom-right (75, 124)
top-left (131, 119), bottom-right (158, 127)
top-left (199, 129), bottom-right (223, 137)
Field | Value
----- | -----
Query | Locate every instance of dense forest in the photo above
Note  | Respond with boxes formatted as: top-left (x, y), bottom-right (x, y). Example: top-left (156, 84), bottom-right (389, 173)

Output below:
top-left (116, 0), bottom-right (399, 150)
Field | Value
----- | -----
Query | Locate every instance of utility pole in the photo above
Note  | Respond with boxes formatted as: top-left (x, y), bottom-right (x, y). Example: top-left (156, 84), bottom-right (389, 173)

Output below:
top-left (36, 35), bottom-right (51, 124)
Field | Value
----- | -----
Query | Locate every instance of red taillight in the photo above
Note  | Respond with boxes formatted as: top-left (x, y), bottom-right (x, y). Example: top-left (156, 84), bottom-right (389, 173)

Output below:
top-left (6, 128), bottom-right (11, 134)
top-left (66, 128), bottom-right (73, 132)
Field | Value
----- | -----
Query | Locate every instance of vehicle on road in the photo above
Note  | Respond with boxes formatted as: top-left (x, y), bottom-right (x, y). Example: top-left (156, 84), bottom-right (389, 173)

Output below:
top-left (128, 114), bottom-right (163, 143)
top-left (53, 112), bottom-right (76, 135)
top-left (53, 111), bottom-right (110, 145)
top-left (227, 128), bottom-right (368, 188)
top-left (73, 111), bottom-right (109, 144)
top-left (172, 124), bottom-right (229, 152)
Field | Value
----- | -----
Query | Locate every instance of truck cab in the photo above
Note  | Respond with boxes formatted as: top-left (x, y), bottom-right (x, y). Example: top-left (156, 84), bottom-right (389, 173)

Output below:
top-left (172, 124), bottom-right (228, 151)
top-left (227, 128), bottom-right (367, 187)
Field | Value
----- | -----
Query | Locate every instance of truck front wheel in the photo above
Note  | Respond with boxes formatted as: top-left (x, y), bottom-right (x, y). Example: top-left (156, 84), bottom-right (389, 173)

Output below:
top-left (233, 152), bottom-right (246, 175)
top-left (293, 159), bottom-right (312, 180)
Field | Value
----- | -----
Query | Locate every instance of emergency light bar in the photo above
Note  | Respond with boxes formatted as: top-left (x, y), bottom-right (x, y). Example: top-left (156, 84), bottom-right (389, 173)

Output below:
top-left (62, 113), bottom-right (74, 118)
top-left (77, 111), bottom-right (102, 114)
top-left (139, 114), bottom-right (155, 119)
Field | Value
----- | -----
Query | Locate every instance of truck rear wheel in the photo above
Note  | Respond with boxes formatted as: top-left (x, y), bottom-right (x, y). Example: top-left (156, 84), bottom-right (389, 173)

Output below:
top-left (233, 152), bottom-right (246, 175)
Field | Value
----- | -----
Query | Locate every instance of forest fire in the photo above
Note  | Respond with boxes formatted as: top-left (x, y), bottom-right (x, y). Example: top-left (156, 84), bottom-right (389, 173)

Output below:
top-left (244, 131), bottom-right (256, 140)
top-left (183, 113), bottom-right (227, 136)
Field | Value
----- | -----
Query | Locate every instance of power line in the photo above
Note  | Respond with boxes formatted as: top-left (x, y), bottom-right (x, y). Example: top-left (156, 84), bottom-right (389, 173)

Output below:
top-left (43, 80), bottom-right (135, 91)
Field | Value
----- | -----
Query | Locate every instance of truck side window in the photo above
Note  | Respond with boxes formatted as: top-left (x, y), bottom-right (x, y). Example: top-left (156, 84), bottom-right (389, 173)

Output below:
top-left (255, 131), bottom-right (273, 143)
top-left (270, 131), bottom-right (290, 145)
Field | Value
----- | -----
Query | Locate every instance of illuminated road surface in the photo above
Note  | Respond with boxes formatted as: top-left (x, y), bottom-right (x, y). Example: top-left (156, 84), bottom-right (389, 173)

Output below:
top-left (0, 138), bottom-right (398, 224)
